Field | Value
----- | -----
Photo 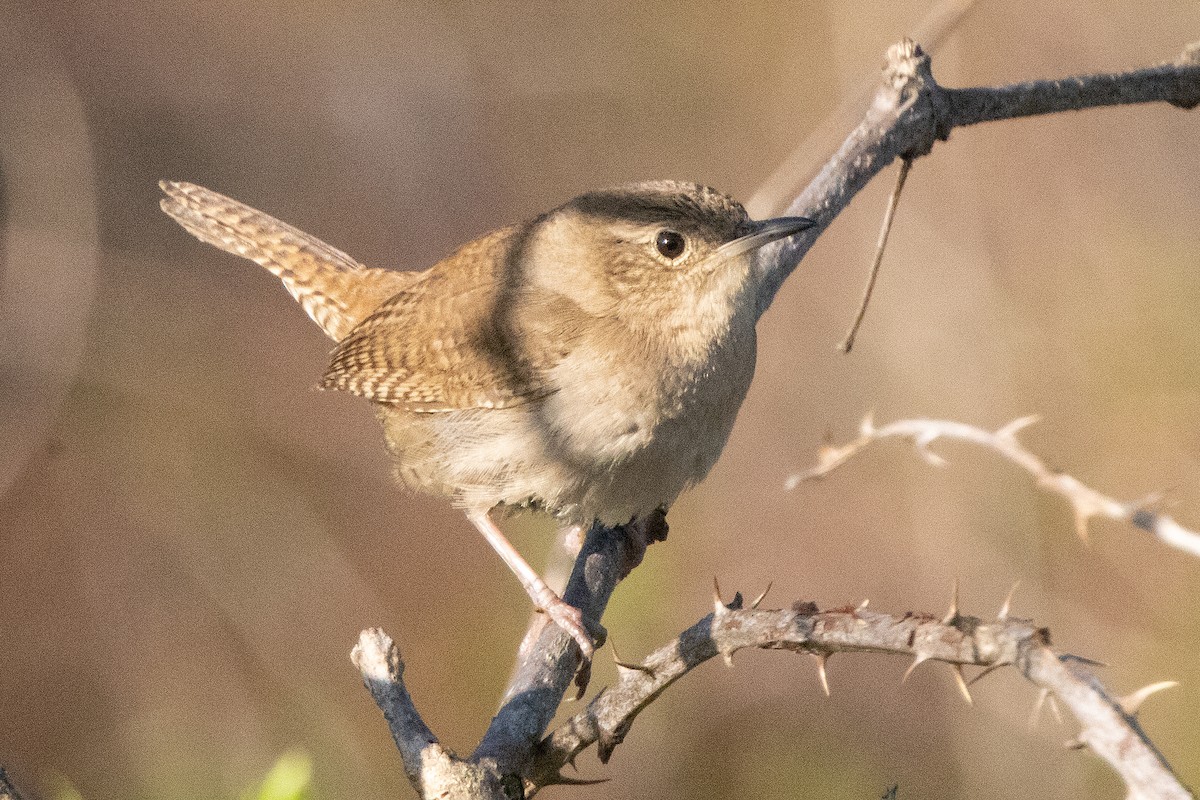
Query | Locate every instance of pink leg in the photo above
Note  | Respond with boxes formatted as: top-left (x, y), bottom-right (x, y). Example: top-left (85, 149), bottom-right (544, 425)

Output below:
top-left (466, 510), bottom-right (595, 659)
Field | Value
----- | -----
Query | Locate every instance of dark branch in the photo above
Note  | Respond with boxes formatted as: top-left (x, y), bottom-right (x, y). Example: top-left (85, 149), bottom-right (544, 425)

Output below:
top-left (473, 521), bottom-right (634, 773)
top-left (354, 522), bottom-right (639, 798)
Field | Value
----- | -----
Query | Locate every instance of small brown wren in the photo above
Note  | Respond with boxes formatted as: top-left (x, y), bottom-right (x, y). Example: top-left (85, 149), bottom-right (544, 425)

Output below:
top-left (160, 179), bottom-right (812, 657)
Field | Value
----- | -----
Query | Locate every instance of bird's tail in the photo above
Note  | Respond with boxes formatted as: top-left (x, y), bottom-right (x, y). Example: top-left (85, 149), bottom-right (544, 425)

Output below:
top-left (159, 180), bottom-right (415, 341)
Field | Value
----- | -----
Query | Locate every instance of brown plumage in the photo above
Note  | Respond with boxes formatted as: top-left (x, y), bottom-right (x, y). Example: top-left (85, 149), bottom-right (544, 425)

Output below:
top-left (321, 225), bottom-right (560, 410)
top-left (159, 181), bottom-right (415, 340)
top-left (159, 179), bottom-right (812, 658)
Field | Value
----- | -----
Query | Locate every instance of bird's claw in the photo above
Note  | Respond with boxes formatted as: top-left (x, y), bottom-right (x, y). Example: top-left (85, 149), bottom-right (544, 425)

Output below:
top-left (544, 598), bottom-right (599, 660)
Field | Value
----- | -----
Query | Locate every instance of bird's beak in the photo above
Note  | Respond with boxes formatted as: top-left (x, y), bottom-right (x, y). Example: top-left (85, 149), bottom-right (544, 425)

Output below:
top-left (717, 216), bottom-right (815, 260)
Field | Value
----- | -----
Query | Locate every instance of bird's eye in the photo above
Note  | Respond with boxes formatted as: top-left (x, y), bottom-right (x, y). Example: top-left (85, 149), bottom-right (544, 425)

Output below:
top-left (654, 230), bottom-right (686, 260)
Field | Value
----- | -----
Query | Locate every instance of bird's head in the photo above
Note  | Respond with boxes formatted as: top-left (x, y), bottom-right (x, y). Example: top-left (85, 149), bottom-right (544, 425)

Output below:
top-left (522, 181), bottom-right (812, 337)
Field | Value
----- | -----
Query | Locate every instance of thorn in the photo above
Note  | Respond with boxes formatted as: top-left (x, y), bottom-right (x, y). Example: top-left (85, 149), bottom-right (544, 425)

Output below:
top-left (857, 598), bottom-right (870, 610)
top-left (903, 652), bottom-right (930, 683)
top-left (1073, 509), bottom-right (1092, 543)
top-left (549, 774), bottom-right (612, 787)
top-left (860, 410), bottom-right (876, 436)
top-left (952, 665), bottom-right (973, 705)
top-left (610, 637), bottom-right (655, 677)
top-left (942, 578), bottom-right (960, 625)
top-left (710, 579), bottom-right (743, 611)
top-left (1119, 681), bottom-right (1179, 716)
top-left (614, 659), bottom-right (654, 676)
top-left (1028, 688), bottom-right (1049, 729)
top-left (1060, 653), bottom-right (1109, 668)
top-left (998, 581), bottom-right (1020, 620)
top-left (1063, 736), bottom-right (1088, 751)
top-left (914, 432), bottom-right (947, 467)
top-left (609, 634), bottom-right (625, 663)
top-left (1047, 694), bottom-right (1064, 725)
top-left (967, 662), bottom-right (1007, 687)
top-left (997, 415), bottom-right (1041, 440)
top-left (751, 581), bottom-right (773, 610)
top-left (814, 653), bottom-right (831, 696)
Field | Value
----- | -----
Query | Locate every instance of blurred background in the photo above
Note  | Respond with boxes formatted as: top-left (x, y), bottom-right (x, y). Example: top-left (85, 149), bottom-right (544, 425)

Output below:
top-left (2, 1), bottom-right (1198, 798)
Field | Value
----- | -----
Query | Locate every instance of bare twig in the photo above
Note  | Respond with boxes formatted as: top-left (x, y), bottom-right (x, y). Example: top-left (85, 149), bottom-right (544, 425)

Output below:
top-left (789, 415), bottom-right (1200, 559)
top-left (529, 598), bottom-right (1189, 800)
top-left (838, 157), bottom-right (912, 353)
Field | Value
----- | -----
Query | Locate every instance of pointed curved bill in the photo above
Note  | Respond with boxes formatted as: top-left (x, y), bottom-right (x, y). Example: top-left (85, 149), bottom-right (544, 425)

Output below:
top-left (718, 216), bottom-right (815, 259)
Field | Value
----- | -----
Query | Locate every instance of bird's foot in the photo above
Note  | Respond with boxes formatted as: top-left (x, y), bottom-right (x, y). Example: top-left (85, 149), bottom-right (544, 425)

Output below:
top-left (541, 596), bottom-right (602, 660)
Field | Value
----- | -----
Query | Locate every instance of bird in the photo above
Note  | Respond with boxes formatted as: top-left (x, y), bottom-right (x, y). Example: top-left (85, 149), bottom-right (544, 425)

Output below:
top-left (159, 179), bottom-right (812, 658)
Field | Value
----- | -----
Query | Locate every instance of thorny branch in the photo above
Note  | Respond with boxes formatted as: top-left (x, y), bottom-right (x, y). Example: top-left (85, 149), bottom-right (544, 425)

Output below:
top-left (529, 589), bottom-right (1190, 800)
top-left (790, 415), bottom-right (1200, 560)
top-left (354, 39), bottom-right (1200, 800)
top-left (360, 587), bottom-right (1192, 800)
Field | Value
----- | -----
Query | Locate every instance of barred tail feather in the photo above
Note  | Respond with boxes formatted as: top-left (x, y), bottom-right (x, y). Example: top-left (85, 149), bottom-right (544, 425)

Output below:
top-left (159, 180), bottom-right (415, 341)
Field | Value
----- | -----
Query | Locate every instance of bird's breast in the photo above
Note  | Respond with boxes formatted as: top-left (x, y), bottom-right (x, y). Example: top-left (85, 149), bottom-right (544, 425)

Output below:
top-left (535, 315), bottom-right (758, 519)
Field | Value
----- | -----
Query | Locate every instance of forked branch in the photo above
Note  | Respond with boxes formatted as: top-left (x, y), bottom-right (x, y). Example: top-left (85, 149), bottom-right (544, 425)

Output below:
top-left (355, 587), bottom-right (1190, 799)
top-left (753, 39), bottom-right (1200, 313)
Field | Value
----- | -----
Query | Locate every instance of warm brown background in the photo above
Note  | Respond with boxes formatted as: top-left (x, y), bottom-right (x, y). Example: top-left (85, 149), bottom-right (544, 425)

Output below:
top-left (2, 2), bottom-right (1198, 799)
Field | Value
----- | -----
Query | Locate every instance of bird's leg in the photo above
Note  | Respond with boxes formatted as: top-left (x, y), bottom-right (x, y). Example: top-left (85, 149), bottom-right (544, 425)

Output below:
top-left (513, 523), bottom-right (585, 666)
top-left (466, 510), bottom-right (595, 659)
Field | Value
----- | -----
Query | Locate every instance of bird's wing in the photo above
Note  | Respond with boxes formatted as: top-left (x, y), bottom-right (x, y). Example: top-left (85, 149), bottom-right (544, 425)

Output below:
top-left (321, 226), bottom-right (585, 411)
top-left (159, 180), bottom-right (415, 341)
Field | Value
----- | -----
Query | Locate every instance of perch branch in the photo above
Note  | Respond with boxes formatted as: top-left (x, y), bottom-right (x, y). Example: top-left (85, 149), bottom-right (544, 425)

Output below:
top-left (354, 522), bottom-right (639, 798)
top-left (473, 521), bottom-right (636, 772)
top-left (529, 594), bottom-right (1189, 800)
top-left (753, 39), bottom-right (1200, 316)
top-left (789, 415), bottom-right (1200, 559)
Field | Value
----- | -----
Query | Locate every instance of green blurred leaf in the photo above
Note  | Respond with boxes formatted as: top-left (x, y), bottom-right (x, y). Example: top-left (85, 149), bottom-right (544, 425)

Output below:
top-left (243, 750), bottom-right (313, 800)
top-left (50, 774), bottom-right (85, 800)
